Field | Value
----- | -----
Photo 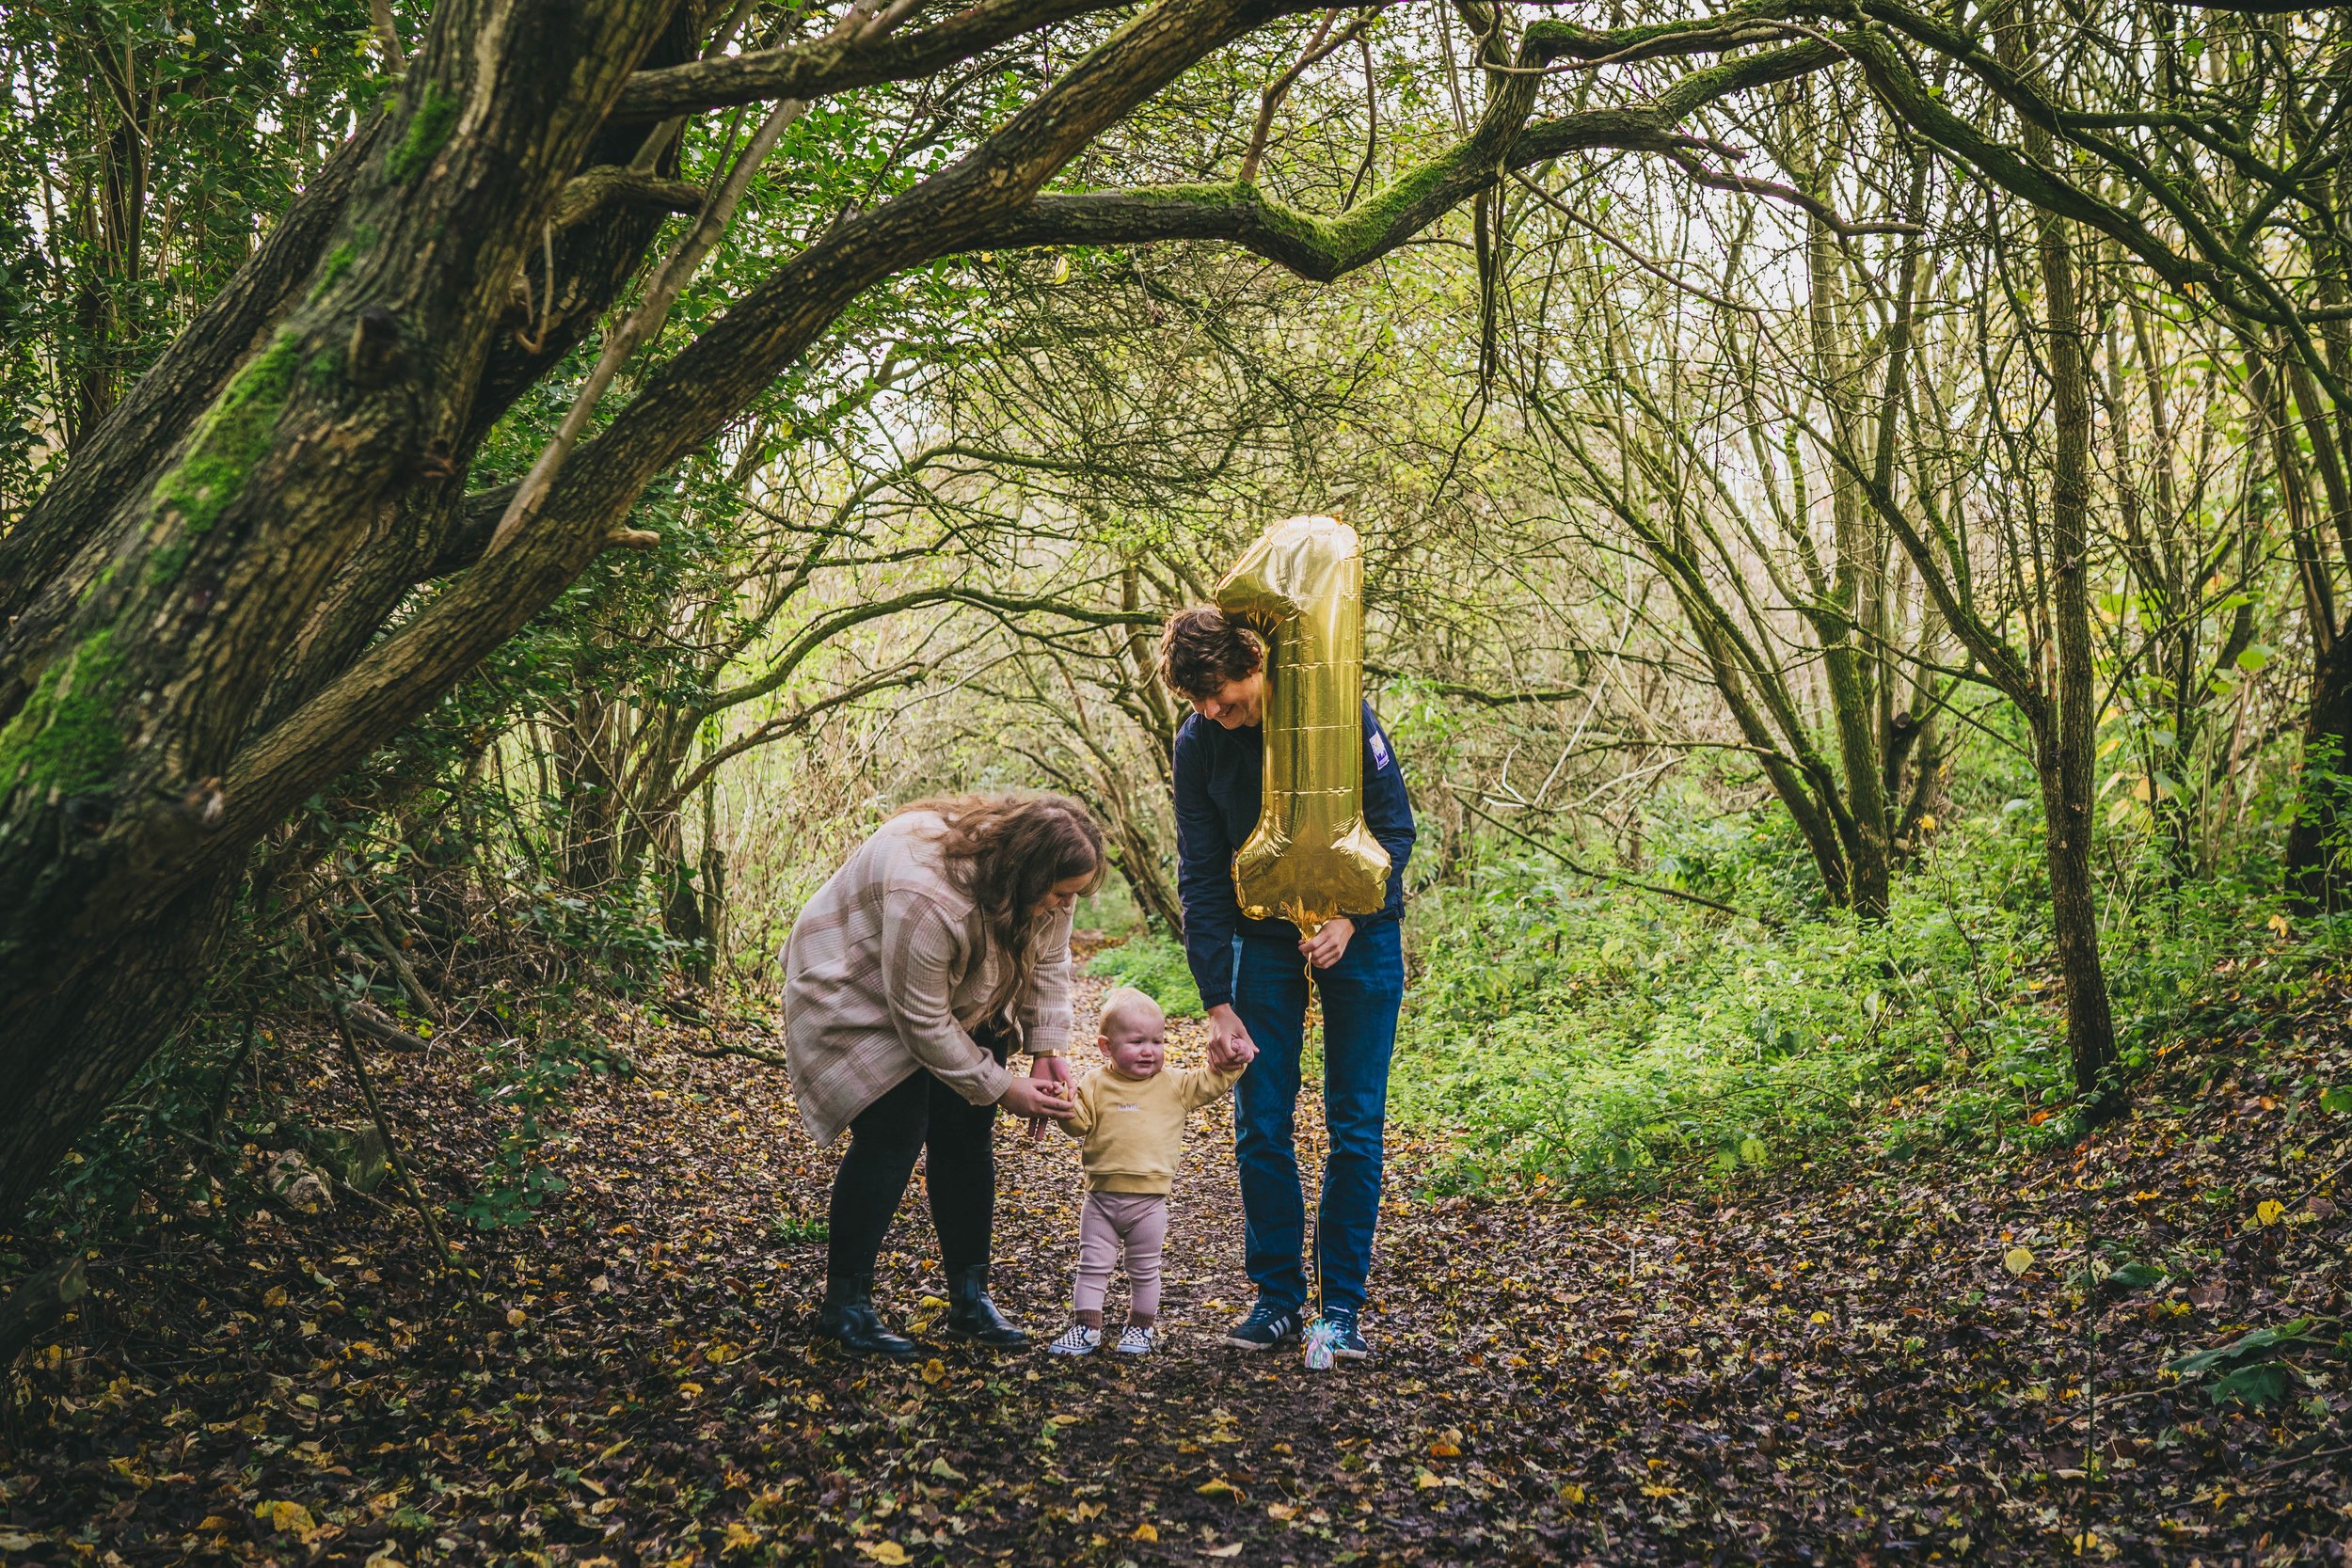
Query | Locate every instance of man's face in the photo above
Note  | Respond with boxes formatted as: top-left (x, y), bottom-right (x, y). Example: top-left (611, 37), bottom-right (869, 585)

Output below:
top-left (1190, 672), bottom-right (1265, 730)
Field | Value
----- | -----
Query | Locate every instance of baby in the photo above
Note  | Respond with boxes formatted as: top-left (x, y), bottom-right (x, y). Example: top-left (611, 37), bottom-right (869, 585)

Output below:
top-left (1045, 987), bottom-right (1251, 1355)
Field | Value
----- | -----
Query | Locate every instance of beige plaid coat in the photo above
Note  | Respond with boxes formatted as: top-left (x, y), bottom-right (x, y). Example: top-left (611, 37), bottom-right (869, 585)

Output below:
top-left (781, 812), bottom-right (1073, 1144)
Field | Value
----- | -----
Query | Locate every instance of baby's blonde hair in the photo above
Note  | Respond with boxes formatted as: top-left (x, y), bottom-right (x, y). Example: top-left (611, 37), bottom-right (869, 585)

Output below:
top-left (1096, 986), bottom-right (1165, 1038)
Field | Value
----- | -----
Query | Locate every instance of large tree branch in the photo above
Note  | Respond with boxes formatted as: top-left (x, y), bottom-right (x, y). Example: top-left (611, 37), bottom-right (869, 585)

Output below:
top-left (984, 40), bottom-right (1834, 279)
top-left (612, 0), bottom-right (1149, 119)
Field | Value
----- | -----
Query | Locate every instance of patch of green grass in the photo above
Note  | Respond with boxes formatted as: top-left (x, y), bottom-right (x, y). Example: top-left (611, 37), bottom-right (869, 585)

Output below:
top-left (769, 1213), bottom-right (828, 1245)
top-left (1087, 933), bottom-right (1204, 1019)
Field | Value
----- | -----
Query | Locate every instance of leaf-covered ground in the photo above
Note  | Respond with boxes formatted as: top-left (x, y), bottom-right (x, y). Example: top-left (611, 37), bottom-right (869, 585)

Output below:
top-left (4, 976), bottom-right (2349, 1565)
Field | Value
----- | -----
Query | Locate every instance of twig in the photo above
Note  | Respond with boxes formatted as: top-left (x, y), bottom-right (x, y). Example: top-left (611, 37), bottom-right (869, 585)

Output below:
top-left (348, 884), bottom-right (441, 1025)
top-left (1240, 10), bottom-right (1383, 185)
top-left (342, 998), bottom-right (432, 1053)
top-left (2249, 1441), bottom-right (2352, 1477)
top-left (328, 996), bottom-right (457, 1273)
top-left (488, 94), bottom-right (804, 556)
top-left (671, 1038), bottom-right (793, 1069)
top-left (368, 0), bottom-right (405, 72)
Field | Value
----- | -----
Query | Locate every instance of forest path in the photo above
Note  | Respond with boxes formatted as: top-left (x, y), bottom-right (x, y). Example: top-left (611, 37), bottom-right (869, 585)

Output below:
top-left (4, 978), bottom-right (2348, 1564)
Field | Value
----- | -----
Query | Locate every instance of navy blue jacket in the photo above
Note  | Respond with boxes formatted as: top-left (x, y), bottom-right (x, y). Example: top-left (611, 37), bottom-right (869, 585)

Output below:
top-left (1172, 701), bottom-right (1416, 1009)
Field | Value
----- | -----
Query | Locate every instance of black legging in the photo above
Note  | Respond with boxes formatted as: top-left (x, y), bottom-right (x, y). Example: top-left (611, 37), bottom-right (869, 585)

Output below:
top-left (825, 1025), bottom-right (1010, 1280)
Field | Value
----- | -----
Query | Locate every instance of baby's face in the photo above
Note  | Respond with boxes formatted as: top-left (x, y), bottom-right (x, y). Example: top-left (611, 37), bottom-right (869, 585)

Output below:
top-left (1101, 1016), bottom-right (1166, 1078)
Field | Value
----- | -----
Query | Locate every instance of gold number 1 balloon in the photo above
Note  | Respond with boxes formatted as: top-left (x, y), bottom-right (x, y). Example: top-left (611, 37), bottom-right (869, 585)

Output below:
top-left (1215, 515), bottom-right (1391, 935)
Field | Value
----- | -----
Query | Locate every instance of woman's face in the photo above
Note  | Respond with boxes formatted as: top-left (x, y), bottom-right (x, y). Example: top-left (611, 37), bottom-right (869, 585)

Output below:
top-left (1037, 871), bottom-right (1094, 920)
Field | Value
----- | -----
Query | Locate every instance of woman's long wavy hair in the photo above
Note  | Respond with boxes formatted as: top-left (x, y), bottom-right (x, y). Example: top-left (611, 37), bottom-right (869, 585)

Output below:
top-left (896, 792), bottom-right (1105, 1022)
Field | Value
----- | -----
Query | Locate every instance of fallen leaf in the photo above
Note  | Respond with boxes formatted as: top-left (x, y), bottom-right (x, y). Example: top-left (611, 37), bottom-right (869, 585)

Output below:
top-left (855, 1544), bottom-right (911, 1566)
top-left (254, 1499), bottom-right (316, 1534)
top-left (2003, 1247), bottom-right (2034, 1275)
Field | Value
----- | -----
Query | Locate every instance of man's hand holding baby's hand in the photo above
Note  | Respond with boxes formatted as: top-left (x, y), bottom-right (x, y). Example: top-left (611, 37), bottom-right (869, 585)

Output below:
top-left (1204, 1005), bottom-right (1255, 1070)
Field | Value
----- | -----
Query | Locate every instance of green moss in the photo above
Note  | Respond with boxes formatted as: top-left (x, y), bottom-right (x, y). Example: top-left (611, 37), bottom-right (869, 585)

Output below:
top-left (309, 222), bottom-right (378, 302)
top-left (387, 86), bottom-right (459, 183)
top-left (0, 629), bottom-right (129, 800)
top-left (147, 331), bottom-right (301, 586)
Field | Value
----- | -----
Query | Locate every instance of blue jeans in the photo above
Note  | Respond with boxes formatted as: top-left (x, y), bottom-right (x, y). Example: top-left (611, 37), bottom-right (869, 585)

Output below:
top-left (1230, 918), bottom-right (1405, 1315)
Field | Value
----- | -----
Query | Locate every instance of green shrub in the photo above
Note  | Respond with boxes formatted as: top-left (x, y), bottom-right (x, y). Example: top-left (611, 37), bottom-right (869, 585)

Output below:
top-left (1389, 800), bottom-right (2350, 1198)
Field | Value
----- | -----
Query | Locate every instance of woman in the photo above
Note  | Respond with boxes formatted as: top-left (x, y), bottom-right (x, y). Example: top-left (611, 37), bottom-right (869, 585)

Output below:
top-left (782, 792), bottom-right (1099, 1358)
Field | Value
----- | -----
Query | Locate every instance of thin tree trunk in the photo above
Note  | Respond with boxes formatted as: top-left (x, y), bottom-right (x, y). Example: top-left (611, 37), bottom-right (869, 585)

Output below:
top-left (2035, 206), bottom-right (2120, 1104)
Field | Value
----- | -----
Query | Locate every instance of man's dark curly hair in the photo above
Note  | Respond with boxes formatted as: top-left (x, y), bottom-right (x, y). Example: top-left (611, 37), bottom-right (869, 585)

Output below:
top-left (1157, 607), bottom-right (1263, 700)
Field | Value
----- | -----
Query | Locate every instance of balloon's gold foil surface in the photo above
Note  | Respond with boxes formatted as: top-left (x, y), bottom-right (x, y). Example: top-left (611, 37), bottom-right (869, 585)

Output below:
top-left (1215, 515), bottom-right (1391, 936)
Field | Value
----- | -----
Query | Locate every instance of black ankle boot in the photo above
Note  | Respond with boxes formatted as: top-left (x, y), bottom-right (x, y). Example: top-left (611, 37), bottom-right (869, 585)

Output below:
top-left (815, 1273), bottom-right (919, 1360)
top-left (944, 1263), bottom-right (1027, 1348)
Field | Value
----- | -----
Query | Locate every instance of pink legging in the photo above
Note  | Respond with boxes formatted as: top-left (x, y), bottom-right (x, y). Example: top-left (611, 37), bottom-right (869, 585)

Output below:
top-left (1073, 1192), bottom-right (1168, 1322)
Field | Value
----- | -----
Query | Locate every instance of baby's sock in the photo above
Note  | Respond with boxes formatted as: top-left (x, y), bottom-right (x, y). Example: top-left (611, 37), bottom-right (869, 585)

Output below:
top-left (1075, 1308), bottom-right (1104, 1328)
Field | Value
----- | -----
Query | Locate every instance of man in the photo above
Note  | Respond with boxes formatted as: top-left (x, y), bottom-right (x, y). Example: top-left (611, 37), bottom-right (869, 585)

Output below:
top-left (1160, 607), bottom-right (1415, 1359)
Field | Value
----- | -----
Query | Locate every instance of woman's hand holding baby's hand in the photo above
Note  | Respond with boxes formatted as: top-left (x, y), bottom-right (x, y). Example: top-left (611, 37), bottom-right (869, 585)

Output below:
top-left (1025, 1053), bottom-right (1074, 1138)
top-left (999, 1075), bottom-right (1074, 1121)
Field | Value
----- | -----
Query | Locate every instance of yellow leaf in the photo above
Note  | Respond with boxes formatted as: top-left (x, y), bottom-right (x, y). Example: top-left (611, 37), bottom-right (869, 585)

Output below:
top-left (722, 1522), bottom-right (762, 1554)
top-left (2269, 913), bottom-right (2291, 939)
top-left (197, 1516), bottom-right (236, 1532)
top-left (254, 1500), bottom-right (316, 1534)
top-left (1427, 1439), bottom-right (1460, 1458)
top-left (1414, 1468), bottom-right (1443, 1490)
top-left (506, 1307), bottom-right (527, 1329)
top-left (2256, 1199), bottom-right (2285, 1227)
top-left (1559, 1483), bottom-right (1586, 1505)
top-left (1047, 1413), bottom-right (1082, 1426)
top-left (1266, 1502), bottom-right (1299, 1521)
top-left (2003, 1247), bottom-right (2034, 1275)
top-left (1130, 1523), bottom-right (1158, 1542)
top-left (921, 1358), bottom-right (946, 1385)
top-left (1808, 1312), bottom-right (1830, 1325)
top-left (856, 1544), bottom-right (911, 1566)
top-left (1196, 1479), bottom-right (1241, 1499)
top-left (263, 1286), bottom-right (289, 1308)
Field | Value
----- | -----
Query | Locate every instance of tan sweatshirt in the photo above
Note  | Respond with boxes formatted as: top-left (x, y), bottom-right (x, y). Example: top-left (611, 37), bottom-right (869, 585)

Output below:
top-left (1057, 1061), bottom-right (1245, 1194)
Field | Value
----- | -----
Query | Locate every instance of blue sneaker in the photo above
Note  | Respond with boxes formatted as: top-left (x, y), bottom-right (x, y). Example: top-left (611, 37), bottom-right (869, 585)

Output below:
top-left (1222, 1301), bottom-right (1304, 1351)
top-left (1313, 1306), bottom-right (1370, 1361)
